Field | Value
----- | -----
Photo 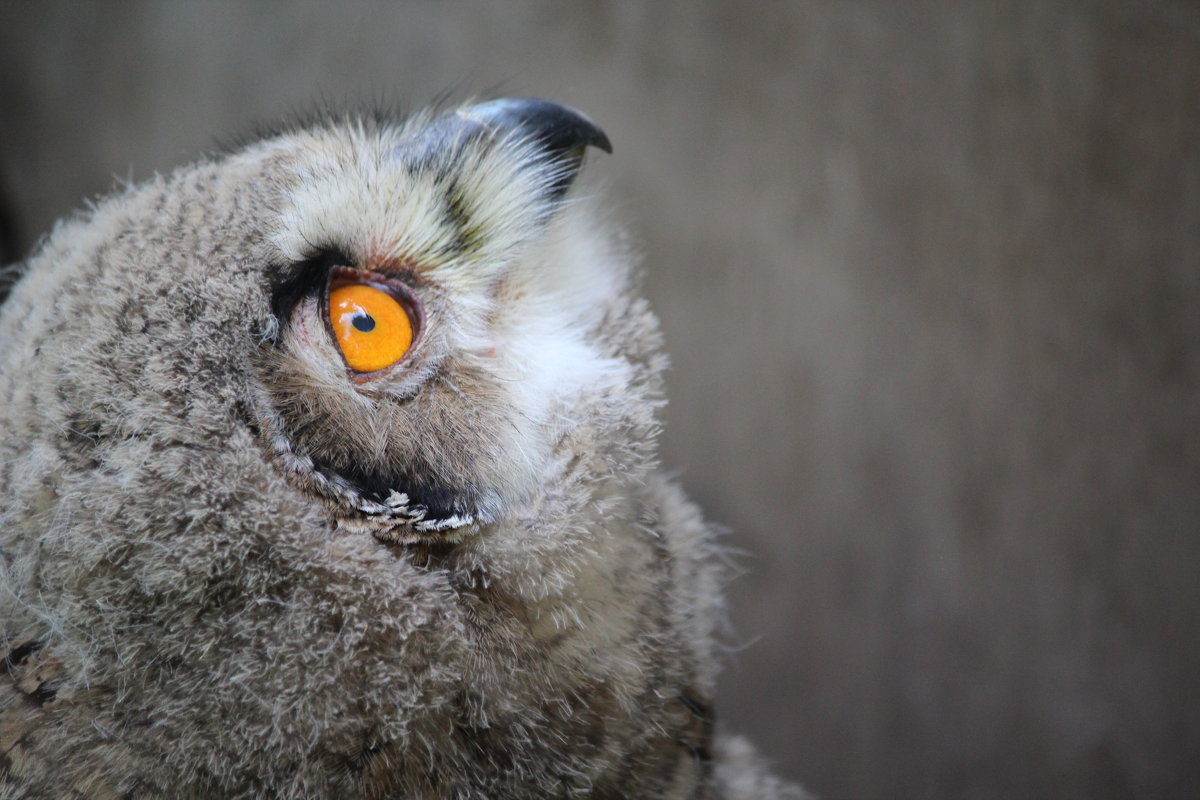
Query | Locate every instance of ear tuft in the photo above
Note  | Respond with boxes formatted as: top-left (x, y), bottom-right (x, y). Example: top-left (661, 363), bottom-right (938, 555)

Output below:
top-left (395, 97), bottom-right (611, 200)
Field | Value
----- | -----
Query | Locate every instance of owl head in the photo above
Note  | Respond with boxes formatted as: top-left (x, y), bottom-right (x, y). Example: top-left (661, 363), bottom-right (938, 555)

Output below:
top-left (0, 99), bottom-right (783, 797)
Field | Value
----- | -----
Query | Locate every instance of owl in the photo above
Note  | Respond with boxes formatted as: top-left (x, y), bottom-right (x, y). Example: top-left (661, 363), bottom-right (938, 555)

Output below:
top-left (0, 98), bottom-right (804, 799)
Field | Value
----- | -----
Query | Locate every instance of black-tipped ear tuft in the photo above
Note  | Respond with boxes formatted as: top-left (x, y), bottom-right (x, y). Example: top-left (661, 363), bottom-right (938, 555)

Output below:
top-left (462, 97), bottom-right (611, 157)
top-left (397, 97), bottom-right (611, 200)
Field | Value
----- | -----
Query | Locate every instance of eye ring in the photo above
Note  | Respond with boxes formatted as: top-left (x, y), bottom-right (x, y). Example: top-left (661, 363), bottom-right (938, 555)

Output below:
top-left (324, 266), bottom-right (424, 379)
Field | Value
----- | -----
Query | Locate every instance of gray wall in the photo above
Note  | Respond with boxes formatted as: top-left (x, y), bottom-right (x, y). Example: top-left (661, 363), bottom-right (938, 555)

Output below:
top-left (2, 3), bottom-right (1197, 797)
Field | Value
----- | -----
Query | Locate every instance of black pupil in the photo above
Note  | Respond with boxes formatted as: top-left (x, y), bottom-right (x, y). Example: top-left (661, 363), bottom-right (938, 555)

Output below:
top-left (352, 313), bottom-right (376, 333)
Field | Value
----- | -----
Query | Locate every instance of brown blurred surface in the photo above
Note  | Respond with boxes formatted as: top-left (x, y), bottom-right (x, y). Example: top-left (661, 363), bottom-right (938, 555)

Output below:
top-left (2, 3), bottom-right (1198, 797)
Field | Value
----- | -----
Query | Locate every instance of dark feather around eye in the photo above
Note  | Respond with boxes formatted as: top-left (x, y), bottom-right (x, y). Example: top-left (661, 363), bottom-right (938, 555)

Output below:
top-left (269, 248), bottom-right (354, 340)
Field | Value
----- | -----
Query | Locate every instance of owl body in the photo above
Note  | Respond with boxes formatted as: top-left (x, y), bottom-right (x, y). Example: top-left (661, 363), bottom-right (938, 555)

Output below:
top-left (0, 101), bottom-right (801, 798)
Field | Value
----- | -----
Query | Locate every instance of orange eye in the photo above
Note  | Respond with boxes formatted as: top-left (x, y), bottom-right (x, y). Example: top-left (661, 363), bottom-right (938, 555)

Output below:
top-left (329, 283), bottom-right (414, 372)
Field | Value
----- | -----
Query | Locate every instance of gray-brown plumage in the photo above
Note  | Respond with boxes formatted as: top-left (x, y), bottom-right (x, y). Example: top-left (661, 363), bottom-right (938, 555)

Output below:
top-left (0, 98), bottom-right (803, 799)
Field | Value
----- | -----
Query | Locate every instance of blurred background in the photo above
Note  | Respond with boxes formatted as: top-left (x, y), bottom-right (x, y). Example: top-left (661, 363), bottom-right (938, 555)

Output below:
top-left (1, 2), bottom-right (1197, 797)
